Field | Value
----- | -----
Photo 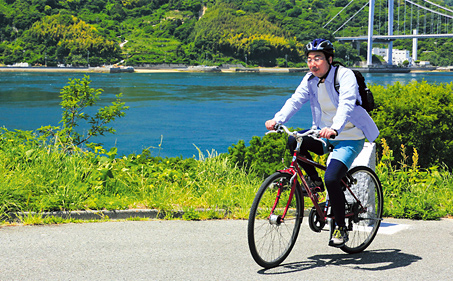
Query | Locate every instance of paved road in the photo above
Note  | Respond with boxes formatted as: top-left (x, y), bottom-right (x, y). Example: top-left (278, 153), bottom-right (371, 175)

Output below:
top-left (0, 218), bottom-right (452, 280)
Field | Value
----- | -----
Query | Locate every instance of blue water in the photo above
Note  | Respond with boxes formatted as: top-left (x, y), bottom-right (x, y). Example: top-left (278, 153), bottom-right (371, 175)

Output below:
top-left (1, 71), bottom-right (452, 158)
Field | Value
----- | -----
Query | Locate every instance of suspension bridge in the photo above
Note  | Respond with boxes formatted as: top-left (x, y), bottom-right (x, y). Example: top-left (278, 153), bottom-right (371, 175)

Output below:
top-left (325, 0), bottom-right (453, 66)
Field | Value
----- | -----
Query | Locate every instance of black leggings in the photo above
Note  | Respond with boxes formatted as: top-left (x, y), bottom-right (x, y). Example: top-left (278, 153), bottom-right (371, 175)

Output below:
top-left (287, 134), bottom-right (349, 227)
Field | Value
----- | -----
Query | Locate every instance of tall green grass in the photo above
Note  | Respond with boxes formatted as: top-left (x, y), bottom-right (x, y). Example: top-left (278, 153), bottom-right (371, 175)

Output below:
top-left (0, 128), bottom-right (261, 221)
top-left (1, 128), bottom-right (452, 223)
top-left (376, 139), bottom-right (453, 219)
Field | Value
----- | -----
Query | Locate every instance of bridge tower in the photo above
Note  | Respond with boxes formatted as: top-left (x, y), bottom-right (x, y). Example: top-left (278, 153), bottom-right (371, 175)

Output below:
top-left (387, 0), bottom-right (394, 65)
top-left (413, 29), bottom-right (418, 62)
top-left (366, 0), bottom-right (375, 66)
top-left (367, 0), bottom-right (394, 66)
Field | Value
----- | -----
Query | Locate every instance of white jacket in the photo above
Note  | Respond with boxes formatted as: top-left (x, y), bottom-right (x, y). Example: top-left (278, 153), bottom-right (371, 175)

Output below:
top-left (273, 65), bottom-right (380, 142)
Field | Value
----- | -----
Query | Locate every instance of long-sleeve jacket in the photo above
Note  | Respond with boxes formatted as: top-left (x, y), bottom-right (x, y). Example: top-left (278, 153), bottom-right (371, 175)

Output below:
top-left (273, 65), bottom-right (379, 142)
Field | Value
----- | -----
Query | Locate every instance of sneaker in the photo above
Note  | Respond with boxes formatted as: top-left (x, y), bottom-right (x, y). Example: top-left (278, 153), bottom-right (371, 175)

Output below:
top-left (302, 176), bottom-right (325, 195)
top-left (329, 226), bottom-right (349, 247)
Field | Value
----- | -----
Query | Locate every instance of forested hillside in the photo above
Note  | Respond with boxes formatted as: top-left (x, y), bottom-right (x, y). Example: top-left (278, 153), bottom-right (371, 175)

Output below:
top-left (1, 0), bottom-right (452, 67)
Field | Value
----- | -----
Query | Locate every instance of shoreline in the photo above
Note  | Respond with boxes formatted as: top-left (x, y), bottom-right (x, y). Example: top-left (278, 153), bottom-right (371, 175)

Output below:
top-left (0, 66), bottom-right (306, 73)
top-left (0, 66), bottom-right (446, 74)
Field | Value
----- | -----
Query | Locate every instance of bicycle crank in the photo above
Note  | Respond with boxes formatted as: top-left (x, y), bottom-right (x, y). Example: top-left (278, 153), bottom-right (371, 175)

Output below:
top-left (308, 203), bottom-right (327, 232)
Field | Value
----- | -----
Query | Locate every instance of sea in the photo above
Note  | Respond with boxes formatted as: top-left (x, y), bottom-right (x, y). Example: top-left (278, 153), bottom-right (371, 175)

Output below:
top-left (1, 70), bottom-right (452, 159)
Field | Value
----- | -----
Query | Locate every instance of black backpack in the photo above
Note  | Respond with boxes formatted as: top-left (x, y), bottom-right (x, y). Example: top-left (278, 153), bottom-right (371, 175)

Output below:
top-left (333, 63), bottom-right (375, 112)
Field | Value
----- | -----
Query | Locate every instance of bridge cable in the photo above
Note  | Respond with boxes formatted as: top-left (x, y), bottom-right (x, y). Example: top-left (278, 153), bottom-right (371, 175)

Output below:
top-left (423, 0), bottom-right (453, 13)
top-left (404, 0), bottom-right (407, 34)
top-left (410, 2), bottom-right (413, 33)
top-left (405, 0), bottom-right (453, 19)
top-left (424, 8), bottom-right (427, 34)
top-left (431, 11), bottom-right (434, 33)
top-left (323, 0), bottom-right (355, 28)
top-left (417, 6), bottom-right (420, 32)
top-left (438, 13), bottom-right (441, 33)
top-left (333, 1), bottom-right (369, 34)
top-left (397, 0), bottom-right (401, 34)
top-left (417, 0), bottom-right (453, 34)
top-left (378, 0), bottom-right (382, 34)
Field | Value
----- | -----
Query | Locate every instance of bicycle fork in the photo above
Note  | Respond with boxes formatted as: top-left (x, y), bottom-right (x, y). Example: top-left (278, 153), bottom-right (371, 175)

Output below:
top-left (268, 173), bottom-right (298, 225)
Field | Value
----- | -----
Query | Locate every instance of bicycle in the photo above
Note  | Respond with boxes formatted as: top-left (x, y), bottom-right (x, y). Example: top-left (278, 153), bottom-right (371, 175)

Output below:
top-left (247, 124), bottom-right (383, 268)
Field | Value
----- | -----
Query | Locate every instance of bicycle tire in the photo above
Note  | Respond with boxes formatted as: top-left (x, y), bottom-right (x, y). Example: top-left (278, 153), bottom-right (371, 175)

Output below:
top-left (341, 166), bottom-right (383, 254)
top-left (247, 172), bottom-right (304, 268)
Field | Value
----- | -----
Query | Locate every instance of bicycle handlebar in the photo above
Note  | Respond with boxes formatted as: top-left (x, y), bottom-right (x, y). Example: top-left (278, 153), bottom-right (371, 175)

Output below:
top-left (266, 124), bottom-right (321, 138)
top-left (266, 124), bottom-right (336, 143)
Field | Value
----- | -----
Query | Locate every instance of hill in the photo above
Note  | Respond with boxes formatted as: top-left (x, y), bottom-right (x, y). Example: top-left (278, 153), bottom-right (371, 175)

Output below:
top-left (0, 0), bottom-right (452, 67)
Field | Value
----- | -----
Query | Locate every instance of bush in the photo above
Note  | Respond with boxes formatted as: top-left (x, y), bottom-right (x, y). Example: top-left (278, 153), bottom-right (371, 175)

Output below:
top-left (227, 131), bottom-right (292, 178)
top-left (37, 75), bottom-right (129, 153)
top-left (371, 81), bottom-right (453, 169)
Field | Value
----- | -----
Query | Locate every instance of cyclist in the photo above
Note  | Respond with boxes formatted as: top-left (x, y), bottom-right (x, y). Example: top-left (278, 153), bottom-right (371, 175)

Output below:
top-left (265, 38), bottom-right (379, 247)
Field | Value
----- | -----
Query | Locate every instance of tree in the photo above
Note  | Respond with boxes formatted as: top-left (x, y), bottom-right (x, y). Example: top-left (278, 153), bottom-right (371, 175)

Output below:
top-left (333, 42), bottom-right (360, 65)
top-left (249, 39), bottom-right (274, 66)
top-left (38, 75), bottom-right (129, 152)
top-left (26, 14), bottom-right (121, 66)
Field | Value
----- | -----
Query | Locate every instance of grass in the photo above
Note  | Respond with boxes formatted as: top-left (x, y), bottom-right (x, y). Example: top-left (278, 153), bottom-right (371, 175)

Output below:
top-left (0, 128), bottom-right (261, 225)
top-left (0, 128), bottom-right (452, 226)
top-left (376, 139), bottom-right (453, 220)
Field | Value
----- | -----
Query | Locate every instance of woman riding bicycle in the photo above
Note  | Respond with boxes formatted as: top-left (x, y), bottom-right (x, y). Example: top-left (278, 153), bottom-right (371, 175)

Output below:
top-left (265, 38), bottom-right (379, 247)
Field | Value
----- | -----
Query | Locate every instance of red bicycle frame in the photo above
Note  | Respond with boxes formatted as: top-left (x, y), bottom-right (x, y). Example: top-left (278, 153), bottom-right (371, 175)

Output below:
top-left (272, 149), bottom-right (367, 223)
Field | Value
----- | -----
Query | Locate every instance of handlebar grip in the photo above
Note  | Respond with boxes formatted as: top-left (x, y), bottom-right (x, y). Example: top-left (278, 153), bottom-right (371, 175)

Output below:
top-left (331, 129), bottom-right (338, 139)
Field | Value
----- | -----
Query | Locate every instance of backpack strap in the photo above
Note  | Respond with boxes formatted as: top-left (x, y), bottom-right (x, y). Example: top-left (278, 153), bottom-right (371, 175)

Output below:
top-left (332, 61), bottom-right (345, 94)
top-left (332, 63), bottom-right (361, 106)
top-left (333, 65), bottom-right (341, 94)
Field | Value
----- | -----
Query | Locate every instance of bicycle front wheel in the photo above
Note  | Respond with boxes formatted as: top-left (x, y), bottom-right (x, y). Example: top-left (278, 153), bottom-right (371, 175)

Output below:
top-left (342, 166), bottom-right (383, 254)
top-left (247, 172), bottom-right (303, 268)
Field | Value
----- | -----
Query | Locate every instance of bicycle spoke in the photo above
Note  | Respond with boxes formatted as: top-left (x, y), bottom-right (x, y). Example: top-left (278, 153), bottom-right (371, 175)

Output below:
top-left (341, 166), bottom-right (383, 254)
top-left (248, 172), bottom-right (303, 268)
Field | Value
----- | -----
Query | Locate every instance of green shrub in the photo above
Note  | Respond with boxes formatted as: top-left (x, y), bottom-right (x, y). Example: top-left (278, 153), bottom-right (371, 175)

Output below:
top-left (371, 81), bottom-right (453, 168)
top-left (227, 131), bottom-right (291, 178)
top-left (37, 75), bottom-right (128, 153)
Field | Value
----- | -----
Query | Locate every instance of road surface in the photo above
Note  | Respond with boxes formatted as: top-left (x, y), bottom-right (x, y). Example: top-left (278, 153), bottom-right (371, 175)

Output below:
top-left (0, 218), bottom-right (451, 280)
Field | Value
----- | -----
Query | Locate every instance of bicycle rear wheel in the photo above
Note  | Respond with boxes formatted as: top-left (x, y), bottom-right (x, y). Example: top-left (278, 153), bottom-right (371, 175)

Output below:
top-left (247, 172), bottom-right (303, 268)
top-left (341, 166), bottom-right (383, 254)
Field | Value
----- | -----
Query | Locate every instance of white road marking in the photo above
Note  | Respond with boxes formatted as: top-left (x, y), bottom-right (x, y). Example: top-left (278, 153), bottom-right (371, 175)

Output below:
top-left (378, 222), bottom-right (410, 235)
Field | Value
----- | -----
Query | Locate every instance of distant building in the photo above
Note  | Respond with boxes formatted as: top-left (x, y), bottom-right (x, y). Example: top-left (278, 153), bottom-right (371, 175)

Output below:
top-left (419, 61), bottom-right (431, 66)
top-left (10, 62), bottom-right (29, 67)
top-left (372, 47), bottom-right (412, 66)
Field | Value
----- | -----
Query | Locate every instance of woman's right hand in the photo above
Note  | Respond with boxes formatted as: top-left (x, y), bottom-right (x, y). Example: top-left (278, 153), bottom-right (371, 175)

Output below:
top-left (265, 120), bottom-right (277, 130)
